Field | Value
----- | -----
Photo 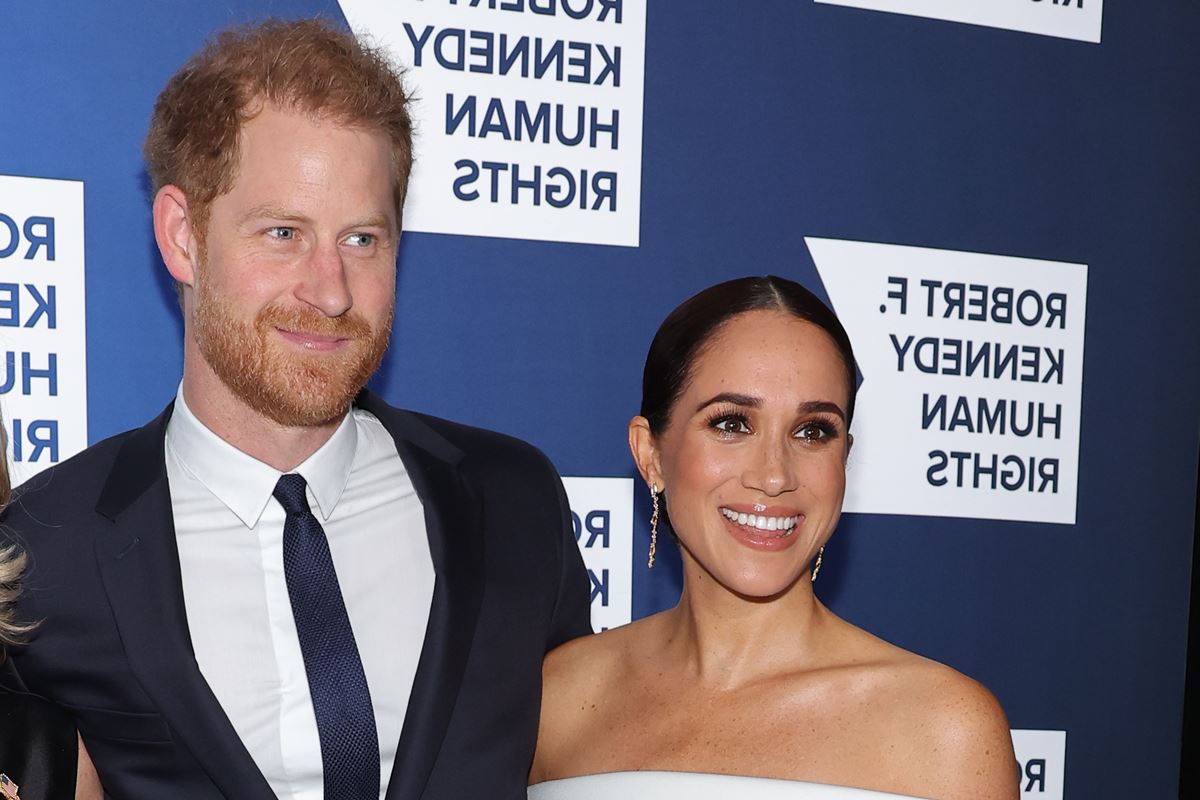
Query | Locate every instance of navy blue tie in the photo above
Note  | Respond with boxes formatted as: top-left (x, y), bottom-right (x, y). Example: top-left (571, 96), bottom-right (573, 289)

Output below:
top-left (274, 473), bottom-right (380, 799)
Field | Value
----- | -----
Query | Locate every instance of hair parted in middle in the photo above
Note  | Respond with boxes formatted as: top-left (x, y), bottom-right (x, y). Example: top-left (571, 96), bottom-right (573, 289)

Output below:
top-left (143, 17), bottom-right (414, 238)
top-left (639, 275), bottom-right (859, 436)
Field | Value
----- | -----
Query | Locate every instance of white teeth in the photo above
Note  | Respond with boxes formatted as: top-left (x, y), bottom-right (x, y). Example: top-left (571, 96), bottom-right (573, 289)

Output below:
top-left (720, 507), bottom-right (797, 534)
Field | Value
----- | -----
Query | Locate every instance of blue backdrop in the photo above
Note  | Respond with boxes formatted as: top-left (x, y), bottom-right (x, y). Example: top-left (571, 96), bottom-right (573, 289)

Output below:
top-left (2, 2), bottom-right (1198, 797)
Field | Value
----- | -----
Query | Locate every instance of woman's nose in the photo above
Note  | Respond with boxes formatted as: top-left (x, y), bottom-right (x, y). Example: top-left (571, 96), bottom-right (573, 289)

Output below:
top-left (741, 437), bottom-right (798, 496)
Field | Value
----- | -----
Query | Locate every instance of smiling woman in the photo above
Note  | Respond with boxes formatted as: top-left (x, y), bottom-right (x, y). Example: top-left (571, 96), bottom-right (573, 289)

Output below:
top-left (529, 277), bottom-right (1020, 800)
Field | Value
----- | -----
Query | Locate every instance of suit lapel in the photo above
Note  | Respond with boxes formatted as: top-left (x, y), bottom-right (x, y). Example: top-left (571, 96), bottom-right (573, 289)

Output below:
top-left (93, 405), bottom-right (276, 799)
top-left (94, 395), bottom-right (485, 799)
top-left (360, 395), bottom-right (485, 800)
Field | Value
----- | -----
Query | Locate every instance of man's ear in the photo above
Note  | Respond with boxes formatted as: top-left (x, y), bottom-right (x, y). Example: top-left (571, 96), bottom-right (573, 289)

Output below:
top-left (152, 185), bottom-right (198, 287)
top-left (628, 416), bottom-right (664, 491)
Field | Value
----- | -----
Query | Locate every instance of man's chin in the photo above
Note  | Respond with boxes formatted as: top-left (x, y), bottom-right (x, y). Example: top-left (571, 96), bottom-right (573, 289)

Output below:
top-left (196, 321), bottom-right (387, 428)
top-left (218, 360), bottom-right (370, 428)
top-left (255, 394), bottom-right (356, 428)
top-left (259, 364), bottom-right (368, 426)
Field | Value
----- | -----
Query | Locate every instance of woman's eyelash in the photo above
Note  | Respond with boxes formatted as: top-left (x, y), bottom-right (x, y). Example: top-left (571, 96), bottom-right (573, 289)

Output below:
top-left (704, 407), bottom-right (750, 432)
top-left (702, 408), bottom-right (842, 441)
top-left (796, 420), bottom-right (840, 441)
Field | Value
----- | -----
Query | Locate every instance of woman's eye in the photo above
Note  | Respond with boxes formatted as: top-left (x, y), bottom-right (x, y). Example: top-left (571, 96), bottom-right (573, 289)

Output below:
top-left (266, 227), bottom-right (296, 240)
top-left (345, 232), bottom-right (375, 247)
top-left (795, 422), bottom-right (833, 441)
top-left (713, 416), bottom-right (750, 434)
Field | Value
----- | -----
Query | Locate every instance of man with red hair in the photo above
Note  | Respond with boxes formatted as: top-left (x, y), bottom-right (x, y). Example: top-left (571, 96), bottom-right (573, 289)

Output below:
top-left (4, 18), bottom-right (591, 800)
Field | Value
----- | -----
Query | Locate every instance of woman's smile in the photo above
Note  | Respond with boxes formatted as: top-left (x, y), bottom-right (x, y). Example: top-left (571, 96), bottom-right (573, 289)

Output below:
top-left (718, 505), bottom-right (805, 550)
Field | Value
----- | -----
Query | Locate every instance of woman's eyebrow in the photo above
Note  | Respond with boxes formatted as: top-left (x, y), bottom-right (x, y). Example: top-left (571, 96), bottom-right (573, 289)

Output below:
top-left (799, 400), bottom-right (846, 421)
top-left (695, 392), bottom-right (760, 413)
top-left (694, 395), bottom-right (846, 421)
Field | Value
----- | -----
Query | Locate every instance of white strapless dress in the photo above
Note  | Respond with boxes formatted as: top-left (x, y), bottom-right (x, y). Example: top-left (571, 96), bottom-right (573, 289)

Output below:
top-left (529, 771), bottom-right (925, 799)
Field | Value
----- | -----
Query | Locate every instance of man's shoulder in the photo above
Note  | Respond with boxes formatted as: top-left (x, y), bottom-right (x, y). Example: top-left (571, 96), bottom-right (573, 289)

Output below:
top-left (413, 410), bottom-right (549, 460)
top-left (5, 414), bottom-right (165, 521)
top-left (362, 397), bottom-right (556, 476)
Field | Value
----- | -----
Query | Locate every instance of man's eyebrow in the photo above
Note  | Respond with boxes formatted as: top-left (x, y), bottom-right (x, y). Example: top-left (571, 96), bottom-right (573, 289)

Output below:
top-left (695, 392), bottom-right (761, 413)
top-left (238, 205), bottom-right (311, 225)
top-left (237, 207), bottom-right (394, 232)
top-left (347, 213), bottom-right (393, 231)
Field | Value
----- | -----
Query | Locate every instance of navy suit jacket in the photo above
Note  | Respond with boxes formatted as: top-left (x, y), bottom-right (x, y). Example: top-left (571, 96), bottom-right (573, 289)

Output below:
top-left (2, 392), bottom-right (593, 799)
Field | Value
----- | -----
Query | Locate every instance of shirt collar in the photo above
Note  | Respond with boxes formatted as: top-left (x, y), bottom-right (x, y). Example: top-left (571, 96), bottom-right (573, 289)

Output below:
top-left (166, 386), bottom-right (358, 528)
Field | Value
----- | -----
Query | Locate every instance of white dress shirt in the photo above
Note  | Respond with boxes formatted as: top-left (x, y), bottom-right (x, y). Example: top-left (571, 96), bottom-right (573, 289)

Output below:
top-left (165, 388), bottom-right (435, 800)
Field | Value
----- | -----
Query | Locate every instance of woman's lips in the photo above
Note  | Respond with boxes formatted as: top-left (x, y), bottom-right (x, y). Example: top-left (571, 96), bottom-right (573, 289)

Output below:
top-left (719, 506), bottom-right (805, 550)
top-left (720, 506), bottom-right (799, 532)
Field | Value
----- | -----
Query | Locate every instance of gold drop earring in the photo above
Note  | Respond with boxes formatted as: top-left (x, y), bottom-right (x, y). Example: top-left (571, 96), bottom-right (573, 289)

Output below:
top-left (810, 545), bottom-right (825, 582)
top-left (647, 483), bottom-right (660, 569)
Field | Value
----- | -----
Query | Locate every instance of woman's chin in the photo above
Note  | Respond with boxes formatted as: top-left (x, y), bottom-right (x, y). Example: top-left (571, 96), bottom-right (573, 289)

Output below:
top-left (734, 575), bottom-right (811, 602)
top-left (706, 561), bottom-right (814, 602)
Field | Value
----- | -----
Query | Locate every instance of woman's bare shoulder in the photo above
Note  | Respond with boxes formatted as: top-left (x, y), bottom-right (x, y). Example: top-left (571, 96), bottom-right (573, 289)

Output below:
top-left (532, 615), bottom-right (665, 782)
top-left (860, 646), bottom-right (1019, 799)
top-left (542, 613), bottom-right (661, 701)
top-left (808, 617), bottom-right (1017, 798)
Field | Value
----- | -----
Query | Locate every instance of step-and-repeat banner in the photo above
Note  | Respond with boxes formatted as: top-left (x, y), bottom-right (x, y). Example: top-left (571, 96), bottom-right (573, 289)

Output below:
top-left (2, 1), bottom-right (1197, 797)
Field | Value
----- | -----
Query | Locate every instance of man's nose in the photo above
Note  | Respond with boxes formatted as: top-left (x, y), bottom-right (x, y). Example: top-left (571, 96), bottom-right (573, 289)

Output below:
top-left (295, 239), bottom-right (353, 317)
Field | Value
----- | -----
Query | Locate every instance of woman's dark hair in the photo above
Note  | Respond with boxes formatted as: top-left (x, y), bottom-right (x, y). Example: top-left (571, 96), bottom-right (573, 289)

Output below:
top-left (640, 275), bottom-right (858, 434)
top-left (0, 420), bottom-right (31, 647)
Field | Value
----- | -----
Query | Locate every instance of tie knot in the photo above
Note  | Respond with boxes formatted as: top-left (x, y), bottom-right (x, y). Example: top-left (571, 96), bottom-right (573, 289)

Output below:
top-left (273, 473), bottom-right (312, 515)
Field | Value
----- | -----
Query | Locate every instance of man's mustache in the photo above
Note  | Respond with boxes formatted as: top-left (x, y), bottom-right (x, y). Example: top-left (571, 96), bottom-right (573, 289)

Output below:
top-left (254, 304), bottom-right (376, 339)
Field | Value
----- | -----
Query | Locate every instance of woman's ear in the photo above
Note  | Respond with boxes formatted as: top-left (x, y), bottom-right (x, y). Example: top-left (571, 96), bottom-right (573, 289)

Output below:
top-left (628, 416), bottom-right (663, 490)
